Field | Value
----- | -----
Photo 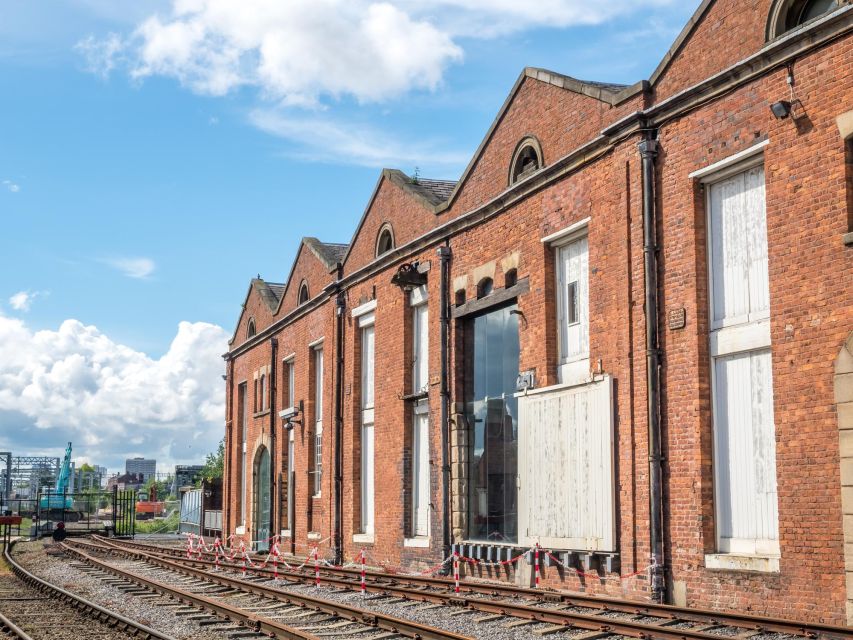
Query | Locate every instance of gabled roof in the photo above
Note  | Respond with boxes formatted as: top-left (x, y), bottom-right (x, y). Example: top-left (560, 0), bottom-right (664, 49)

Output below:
top-left (227, 278), bottom-right (285, 346)
top-left (303, 237), bottom-right (349, 270)
top-left (339, 169), bottom-right (457, 268)
top-left (432, 67), bottom-right (648, 215)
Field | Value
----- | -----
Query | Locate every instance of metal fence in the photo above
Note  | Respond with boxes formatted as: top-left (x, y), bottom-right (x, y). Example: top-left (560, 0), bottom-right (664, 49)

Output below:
top-left (2, 488), bottom-right (136, 538)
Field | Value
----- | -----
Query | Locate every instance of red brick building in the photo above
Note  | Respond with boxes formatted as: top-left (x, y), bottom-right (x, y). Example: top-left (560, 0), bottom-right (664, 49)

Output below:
top-left (222, 0), bottom-right (853, 623)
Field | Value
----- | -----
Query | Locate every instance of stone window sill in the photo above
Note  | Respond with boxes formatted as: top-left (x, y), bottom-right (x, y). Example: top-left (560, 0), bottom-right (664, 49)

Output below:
top-left (704, 553), bottom-right (780, 573)
top-left (353, 533), bottom-right (375, 544)
top-left (253, 409), bottom-right (270, 418)
top-left (403, 537), bottom-right (430, 548)
top-left (307, 532), bottom-right (321, 540)
top-left (844, 231), bottom-right (853, 247)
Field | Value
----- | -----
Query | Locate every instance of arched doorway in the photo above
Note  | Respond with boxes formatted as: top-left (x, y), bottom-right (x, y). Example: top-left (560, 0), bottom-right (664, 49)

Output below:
top-left (253, 446), bottom-right (271, 552)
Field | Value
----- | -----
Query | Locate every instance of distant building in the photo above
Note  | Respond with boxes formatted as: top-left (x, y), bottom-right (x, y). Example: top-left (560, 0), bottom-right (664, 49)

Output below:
top-left (125, 458), bottom-right (156, 483)
top-left (173, 465), bottom-right (204, 491)
top-left (73, 466), bottom-right (105, 491)
top-left (107, 472), bottom-right (144, 492)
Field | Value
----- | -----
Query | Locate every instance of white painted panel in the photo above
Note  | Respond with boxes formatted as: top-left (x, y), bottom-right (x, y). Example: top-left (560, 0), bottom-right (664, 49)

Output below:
top-left (413, 408), bottom-right (430, 537)
top-left (557, 236), bottom-right (589, 372)
top-left (412, 303), bottom-right (429, 393)
top-left (517, 376), bottom-right (614, 551)
top-left (709, 165), bottom-right (768, 330)
top-left (714, 349), bottom-right (779, 554)
top-left (361, 423), bottom-right (375, 534)
top-left (361, 325), bottom-right (375, 409)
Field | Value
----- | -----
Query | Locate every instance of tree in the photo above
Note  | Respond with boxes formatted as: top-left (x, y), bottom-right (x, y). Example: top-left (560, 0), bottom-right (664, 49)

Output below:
top-left (200, 438), bottom-right (224, 484)
top-left (79, 463), bottom-right (95, 473)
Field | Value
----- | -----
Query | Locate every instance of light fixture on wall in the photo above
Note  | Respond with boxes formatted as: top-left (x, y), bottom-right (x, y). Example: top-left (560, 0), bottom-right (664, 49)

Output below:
top-left (770, 100), bottom-right (793, 119)
top-left (279, 400), bottom-right (303, 430)
top-left (391, 262), bottom-right (427, 292)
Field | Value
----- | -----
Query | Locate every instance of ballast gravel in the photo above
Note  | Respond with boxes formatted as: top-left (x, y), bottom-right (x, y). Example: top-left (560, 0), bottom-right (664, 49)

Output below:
top-left (11, 540), bottom-right (236, 640)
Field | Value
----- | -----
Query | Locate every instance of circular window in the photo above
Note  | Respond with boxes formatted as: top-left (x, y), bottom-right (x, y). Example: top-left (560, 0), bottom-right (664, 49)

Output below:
top-left (767, 0), bottom-right (838, 39)
top-left (509, 137), bottom-right (544, 185)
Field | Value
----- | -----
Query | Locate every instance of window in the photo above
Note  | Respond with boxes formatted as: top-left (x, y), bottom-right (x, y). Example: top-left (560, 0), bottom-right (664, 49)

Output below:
top-left (359, 315), bottom-right (375, 535)
top-left (466, 304), bottom-right (520, 543)
top-left (313, 346), bottom-right (324, 497)
top-left (705, 160), bottom-right (779, 556)
top-left (476, 278), bottom-right (493, 299)
top-left (555, 234), bottom-right (589, 383)
top-left (238, 383), bottom-right (248, 526)
top-left (298, 282), bottom-right (310, 306)
top-left (411, 286), bottom-right (430, 537)
top-left (247, 319), bottom-right (256, 339)
top-left (509, 137), bottom-right (543, 185)
top-left (376, 224), bottom-right (395, 257)
top-left (283, 358), bottom-right (295, 533)
top-left (253, 377), bottom-right (258, 413)
top-left (504, 268), bottom-right (517, 289)
top-left (767, 0), bottom-right (838, 38)
top-left (259, 373), bottom-right (267, 412)
top-left (846, 138), bottom-right (853, 234)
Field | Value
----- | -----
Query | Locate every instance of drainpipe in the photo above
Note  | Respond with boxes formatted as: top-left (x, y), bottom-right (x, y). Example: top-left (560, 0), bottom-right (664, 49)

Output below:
top-left (269, 337), bottom-right (278, 544)
top-left (333, 264), bottom-right (346, 566)
top-left (639, 132), bottom-right (666, 603)
top-left (437, 242), bottom-right (452, 561)
top-left (227, 357), bottom-right (234, 538)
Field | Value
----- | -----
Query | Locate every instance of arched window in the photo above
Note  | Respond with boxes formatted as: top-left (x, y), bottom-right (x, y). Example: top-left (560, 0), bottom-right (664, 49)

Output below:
top-left (376, 224), bottom-right (395, 257)
top-left (298, 282), bottom-right (310, 306)
top-left (477, 277), bottom-right (494, 299)
top-left (767, 0), bottom-right (838, 39)
top-left (504, 268), bottom-right (518, 289)
top-left (247, 318), bottom-right (256, 339)
top-left (509, 137), bottom-right (544, 185)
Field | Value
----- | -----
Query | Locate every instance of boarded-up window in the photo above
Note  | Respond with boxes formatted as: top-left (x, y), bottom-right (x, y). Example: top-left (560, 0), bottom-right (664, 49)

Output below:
top-left (706, 160), bottom-right (779, 556)
top-left (411, 287), bottom-right (430, 537)
top-left (360, 316), bottom-right (375, 534)
top-left (517, 376), bottom-right (615, 550)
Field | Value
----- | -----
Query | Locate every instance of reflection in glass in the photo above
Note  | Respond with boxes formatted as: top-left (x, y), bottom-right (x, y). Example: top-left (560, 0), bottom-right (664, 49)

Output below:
top-left (466, 304), bottom-right (520, 543)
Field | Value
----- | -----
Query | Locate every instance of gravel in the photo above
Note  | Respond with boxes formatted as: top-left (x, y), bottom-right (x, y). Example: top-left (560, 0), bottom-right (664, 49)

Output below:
top-left (11, 540), bottom-right (237, 640)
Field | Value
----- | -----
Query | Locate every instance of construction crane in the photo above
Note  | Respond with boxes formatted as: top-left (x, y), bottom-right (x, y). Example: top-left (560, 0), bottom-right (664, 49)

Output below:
top-left (39, 442), bottom-right (74, 510)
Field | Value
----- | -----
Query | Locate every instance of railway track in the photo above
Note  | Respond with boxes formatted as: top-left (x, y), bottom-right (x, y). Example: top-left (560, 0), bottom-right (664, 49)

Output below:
top-left (0, 541), bottom-right (175, 640)
top-left (96, 535), bottom-right (853, 640)
top-left (61, 538), bottom-right (473, 640)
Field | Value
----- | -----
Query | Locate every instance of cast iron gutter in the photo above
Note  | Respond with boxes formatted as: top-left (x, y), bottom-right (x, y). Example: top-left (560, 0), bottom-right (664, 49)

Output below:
top-left (333, 264), bottom-right (346, 565)
top-left (639, 132), bottom-right (665, 604)
top-left (438, 242), bottom-right (452, 560)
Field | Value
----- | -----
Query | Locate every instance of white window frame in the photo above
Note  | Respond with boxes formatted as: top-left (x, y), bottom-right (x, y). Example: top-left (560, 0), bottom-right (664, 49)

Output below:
top-left (359, 312), bottom-right (375, 535)
top-left (702, 153), bottom-right (779, 560)
top-left (313, 345), bottom-right (324, 498)
top-left (239, 382), bottom-right (248, 527)
top-left (545, 220), bottom-right (590, 385)
top-left (410, 287), bottom-right (430, 539)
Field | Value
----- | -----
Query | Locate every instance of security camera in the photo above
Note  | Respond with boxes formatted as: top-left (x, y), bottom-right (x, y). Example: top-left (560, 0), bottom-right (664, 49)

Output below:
top-left (278, 400), bottom-right (302, 421)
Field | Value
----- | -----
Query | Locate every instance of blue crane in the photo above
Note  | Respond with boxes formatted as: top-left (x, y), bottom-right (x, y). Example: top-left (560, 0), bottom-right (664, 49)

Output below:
top-left (39, 442), bottom-right (74, 510)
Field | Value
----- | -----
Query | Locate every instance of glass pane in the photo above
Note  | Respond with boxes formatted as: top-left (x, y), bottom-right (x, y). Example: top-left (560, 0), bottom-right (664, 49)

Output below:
top-left (802, 0), bottom-right (836, 22)
top-left (466, 304), bottom-right (520, 543)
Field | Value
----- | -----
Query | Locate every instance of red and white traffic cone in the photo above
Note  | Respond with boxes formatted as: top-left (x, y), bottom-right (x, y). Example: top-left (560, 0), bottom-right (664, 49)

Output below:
top-left (534, 543), bottom-right (540, 589)
top-left (453, 552), bottom-right (460, 594)
top-left (186, 534), bottom-right (193, 560)
top-left (360, 549), bottom-right (366, 595)
top-left (314, 547), bottom-right (320, 587)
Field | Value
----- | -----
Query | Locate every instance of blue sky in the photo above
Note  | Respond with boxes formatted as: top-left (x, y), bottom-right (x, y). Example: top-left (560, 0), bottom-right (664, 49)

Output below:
top-left (0, 0), bottom-right (700, 473)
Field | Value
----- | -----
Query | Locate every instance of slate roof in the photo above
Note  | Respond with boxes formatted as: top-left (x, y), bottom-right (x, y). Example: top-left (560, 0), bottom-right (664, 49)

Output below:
top-left (413, 178), bottom-right (458, 204)
top-left (267, 282), bottom-right (286, 302)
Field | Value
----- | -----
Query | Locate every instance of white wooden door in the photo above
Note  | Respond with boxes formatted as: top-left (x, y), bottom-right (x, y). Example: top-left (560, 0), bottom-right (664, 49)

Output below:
top-left (517, 376), bottom-right (615, 550)
top-left (412, 405), bottom-right (430, 537)
top-left (360, 321), bottom-right (375, 534)
top-left (557, 236), bottom-right (589, 383)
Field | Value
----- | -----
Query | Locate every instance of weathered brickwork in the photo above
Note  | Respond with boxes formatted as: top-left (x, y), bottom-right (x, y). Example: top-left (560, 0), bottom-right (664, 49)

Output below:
top-left (222, 0), bottom-right (853, 624)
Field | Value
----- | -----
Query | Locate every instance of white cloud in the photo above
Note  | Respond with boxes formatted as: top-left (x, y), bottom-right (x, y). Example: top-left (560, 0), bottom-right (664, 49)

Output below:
top-left (81, 0), bottom-right (464, 104)
top-left (249, 109), bottom-right (468, 169)
top-left (8, 290), bottom-right (47, 312)
top-left (103, 257), bottom-right (156, 279)
top-left (0, 315), bottom-right (228, 471)
top-left (2, 180), bottom-right (20, 193)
